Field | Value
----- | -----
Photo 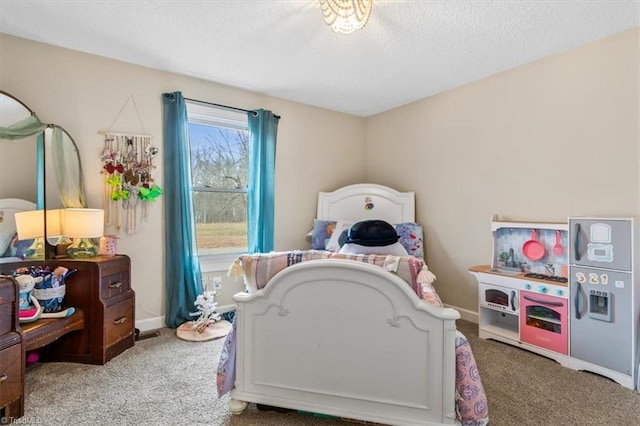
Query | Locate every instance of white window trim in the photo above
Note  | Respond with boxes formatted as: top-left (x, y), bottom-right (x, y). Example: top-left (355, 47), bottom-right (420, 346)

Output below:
top-left (186, 101), bottom-right (248, 129)
top-left (198, 252), bottom-right (244, 273)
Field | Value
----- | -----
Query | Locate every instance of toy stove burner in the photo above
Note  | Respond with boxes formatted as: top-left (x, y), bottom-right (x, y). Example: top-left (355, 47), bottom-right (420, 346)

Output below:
top-left (524, 273), bottom-right (568, 283)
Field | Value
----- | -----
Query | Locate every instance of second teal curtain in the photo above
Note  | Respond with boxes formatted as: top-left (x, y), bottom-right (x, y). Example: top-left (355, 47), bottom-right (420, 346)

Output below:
top-left (247, 109), bottom-right (279, 253)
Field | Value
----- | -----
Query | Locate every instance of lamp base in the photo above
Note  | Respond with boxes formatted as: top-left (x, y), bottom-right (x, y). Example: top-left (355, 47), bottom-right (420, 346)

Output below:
top-left (66, 238), bottom-right (99, 258)
top-left (24, 237), bottom-right (45, 260)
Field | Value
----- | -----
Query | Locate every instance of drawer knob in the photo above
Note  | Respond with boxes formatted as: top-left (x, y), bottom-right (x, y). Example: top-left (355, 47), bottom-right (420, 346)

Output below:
top-left (0, 373), bottom-right (7, 383)
top-left (113, 316), bottom-right (128, 325)
top-left (109, 282), bottom-right (123, 289)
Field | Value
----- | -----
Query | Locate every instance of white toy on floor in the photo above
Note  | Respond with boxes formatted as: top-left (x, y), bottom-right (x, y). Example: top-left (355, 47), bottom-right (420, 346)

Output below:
top-left (176, 281), bottom-right (231, 342)
top-left (189, 290), bottom-right (222, 333)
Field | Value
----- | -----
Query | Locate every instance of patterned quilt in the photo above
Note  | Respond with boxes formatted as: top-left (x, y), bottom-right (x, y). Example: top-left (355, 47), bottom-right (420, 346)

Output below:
top-left (218, 250), bottom-right (489, 425)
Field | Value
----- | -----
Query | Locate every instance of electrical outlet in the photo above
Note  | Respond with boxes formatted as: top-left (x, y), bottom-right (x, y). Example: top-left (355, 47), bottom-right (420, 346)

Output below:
top-left (212, 276), bottom-right (222, 290)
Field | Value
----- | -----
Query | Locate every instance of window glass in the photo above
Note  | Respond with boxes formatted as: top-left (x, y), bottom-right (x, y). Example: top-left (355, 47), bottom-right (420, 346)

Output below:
top-left (186, 102), bottom-right (248, 256)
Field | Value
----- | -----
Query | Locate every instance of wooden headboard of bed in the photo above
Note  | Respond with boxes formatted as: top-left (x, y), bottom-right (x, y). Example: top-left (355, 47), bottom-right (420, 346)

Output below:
top-left (316, 183), bottom-right (415, 224)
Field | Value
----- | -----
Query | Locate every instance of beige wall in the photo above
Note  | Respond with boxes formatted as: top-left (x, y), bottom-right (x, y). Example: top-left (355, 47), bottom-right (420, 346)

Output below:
top-left (2, 27), bottom-right (638, 327)
top-left (365, 28), bottom-right (639, 315)
top-left (0, 34), bottom-right (366, 329)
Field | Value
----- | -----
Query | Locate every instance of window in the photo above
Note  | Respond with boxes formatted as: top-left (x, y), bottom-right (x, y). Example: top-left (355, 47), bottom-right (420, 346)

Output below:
top-left (186, 102), bottom-right (248, 267)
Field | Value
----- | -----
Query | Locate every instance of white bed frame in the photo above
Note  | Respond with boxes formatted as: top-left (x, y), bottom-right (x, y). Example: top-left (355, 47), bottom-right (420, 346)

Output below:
top-left (0, 198), bottom-right (36, 263)
top-left (229, 184), bottom-right (461, 425)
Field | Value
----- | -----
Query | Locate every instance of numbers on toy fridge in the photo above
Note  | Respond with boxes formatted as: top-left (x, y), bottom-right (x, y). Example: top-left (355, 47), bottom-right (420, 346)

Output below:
top-left (576, 272), bottom-right (609, 285)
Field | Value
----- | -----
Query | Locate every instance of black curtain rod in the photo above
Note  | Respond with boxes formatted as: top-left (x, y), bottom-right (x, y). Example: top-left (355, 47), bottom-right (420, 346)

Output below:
top-left (184, 97), bottom-right (280, 119)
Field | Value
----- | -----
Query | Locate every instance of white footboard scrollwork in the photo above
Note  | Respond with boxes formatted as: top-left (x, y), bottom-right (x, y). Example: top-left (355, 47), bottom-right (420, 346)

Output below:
top-left (230, 259), bottom-right (460, 425)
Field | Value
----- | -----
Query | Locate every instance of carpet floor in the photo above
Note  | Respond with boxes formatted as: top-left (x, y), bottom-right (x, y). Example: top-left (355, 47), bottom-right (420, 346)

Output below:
top-left (21, 320), bottom-right (640, 425)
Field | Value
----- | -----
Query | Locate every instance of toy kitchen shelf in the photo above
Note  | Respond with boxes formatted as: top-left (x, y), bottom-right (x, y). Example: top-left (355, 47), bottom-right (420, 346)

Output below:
top-left (469, 215), bottom-right (571, 367)
top-left (488, 214), bottom-right (569, 278)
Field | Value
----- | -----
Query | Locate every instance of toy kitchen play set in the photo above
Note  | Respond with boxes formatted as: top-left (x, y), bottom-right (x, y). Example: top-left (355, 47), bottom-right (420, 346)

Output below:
top-left (469, 215), bottom-right (639, 390)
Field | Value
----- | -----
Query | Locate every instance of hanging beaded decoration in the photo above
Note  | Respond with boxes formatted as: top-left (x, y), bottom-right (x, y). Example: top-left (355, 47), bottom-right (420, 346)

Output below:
top-left (100, 95), bottom-right (161, 234)
top-left (101, 133), bottom-right (161, 234)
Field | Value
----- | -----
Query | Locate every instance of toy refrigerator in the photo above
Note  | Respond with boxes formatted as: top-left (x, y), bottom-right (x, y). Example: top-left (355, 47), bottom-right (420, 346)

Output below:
top-left (569, 217), bottom-right (639, 389)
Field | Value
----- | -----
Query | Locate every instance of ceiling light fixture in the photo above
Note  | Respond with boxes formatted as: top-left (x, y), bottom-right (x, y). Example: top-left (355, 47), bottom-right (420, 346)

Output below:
top-left (319, 0), bottom-right (373, 34)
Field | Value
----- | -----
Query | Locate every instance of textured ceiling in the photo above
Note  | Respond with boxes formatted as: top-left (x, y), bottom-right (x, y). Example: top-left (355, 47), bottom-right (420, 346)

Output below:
top-left (1, 1), bottom-right (638, 117)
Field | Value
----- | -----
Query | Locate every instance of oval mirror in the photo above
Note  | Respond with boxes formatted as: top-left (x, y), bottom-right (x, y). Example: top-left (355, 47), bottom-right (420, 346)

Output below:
top-left (0, 91), bottom-right (38, 202)
top-left (0, 90), bottom-right (86, 256)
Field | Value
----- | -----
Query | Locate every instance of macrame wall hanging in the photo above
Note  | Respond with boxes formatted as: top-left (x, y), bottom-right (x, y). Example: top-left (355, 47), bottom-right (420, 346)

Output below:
top-left (100, 95), bottom-right (162, 234)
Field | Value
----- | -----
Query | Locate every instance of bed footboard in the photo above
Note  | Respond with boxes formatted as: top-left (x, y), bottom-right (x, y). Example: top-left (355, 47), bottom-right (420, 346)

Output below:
top-left (230, 259), bottom-right (460, 425)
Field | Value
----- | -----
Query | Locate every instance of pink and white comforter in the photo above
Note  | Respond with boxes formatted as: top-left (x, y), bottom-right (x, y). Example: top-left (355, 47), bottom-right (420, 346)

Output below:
top-left (217, 250), bottom-right (489, 425)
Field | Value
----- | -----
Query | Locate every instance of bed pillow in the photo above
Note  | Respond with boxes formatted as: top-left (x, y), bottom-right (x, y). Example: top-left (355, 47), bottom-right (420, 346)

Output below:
top-left (310, 219), bottom-right (337, 250)
top-left (325, 221), bottom-right (352, 252)
top-left (311, 220), bottom-right (425, 259)
top-left (0, 232), bottom-right (14, 257)
top-left (338, 241), bottom-right (408, 256)
top-left (3, 235), bottom-right (33, 259)
top-left (396, 222), bottom-right (424, 259)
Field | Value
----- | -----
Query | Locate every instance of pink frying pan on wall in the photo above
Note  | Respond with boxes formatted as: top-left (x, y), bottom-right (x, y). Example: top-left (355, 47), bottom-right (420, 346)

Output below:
top-left (522, 229), bottom-right (546, 261)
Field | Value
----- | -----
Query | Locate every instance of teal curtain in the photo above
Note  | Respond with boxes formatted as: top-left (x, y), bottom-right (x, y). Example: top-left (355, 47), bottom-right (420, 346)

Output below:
top-left (162, 91), bottom-right (203, 328)
top-left (247, 109), bottom-right (279, 253)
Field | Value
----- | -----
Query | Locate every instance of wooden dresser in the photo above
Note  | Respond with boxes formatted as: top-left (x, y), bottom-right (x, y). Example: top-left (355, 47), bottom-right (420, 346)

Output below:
top-left (0, 255), bottom-right (135, 364)
top-left (35, 255), bottom-right (136, 364)
top-left (0, 275), bottom-right (24, 420)
top-left (0, 255), bottom-right (135, 420)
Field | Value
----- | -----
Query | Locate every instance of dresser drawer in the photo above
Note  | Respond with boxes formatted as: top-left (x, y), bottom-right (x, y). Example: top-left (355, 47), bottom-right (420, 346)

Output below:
top-left (100, 271), bottom-right (131, 300)
top-left (0, 276), bottom-right (16, 302)
top-left (0, 303), bottom-right (14, 336)
top-left (105, 297), bottom-right (134, 348)
top-left (0, 344), bottom-right (23, 406)
top-left (0, 276), bottom-right (17, 336)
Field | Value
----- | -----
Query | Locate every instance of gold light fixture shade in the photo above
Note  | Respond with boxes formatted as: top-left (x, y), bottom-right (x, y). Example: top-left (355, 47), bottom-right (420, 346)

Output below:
top-left (320, 0), bottom-right (373, 34)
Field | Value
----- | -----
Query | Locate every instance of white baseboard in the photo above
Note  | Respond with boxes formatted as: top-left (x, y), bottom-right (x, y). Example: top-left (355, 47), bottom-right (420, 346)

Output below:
top-left (443, 304), bottom-right (478, 323)
top-left (134, 305), bottom-right (236, 333)
top-left (135, 316), bottom-right (166, 333)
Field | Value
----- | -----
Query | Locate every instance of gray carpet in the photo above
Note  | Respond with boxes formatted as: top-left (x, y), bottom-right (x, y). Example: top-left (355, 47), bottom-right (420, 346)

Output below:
top-left (22, 320), bottom-right (640, 425)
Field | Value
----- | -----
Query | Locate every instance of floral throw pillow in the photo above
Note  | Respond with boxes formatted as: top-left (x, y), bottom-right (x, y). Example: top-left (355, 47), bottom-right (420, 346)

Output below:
top-left (3, 235), bottom-right (34, 259)
top-left (311, 219), bottom-right (337, 250)
top-left (395, 222), bottom-right (424, 259)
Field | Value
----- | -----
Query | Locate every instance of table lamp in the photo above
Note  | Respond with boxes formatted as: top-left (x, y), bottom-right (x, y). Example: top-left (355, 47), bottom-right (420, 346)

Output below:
top-left (14, 209), bottom-right (65, 260)
top-left (62, 208), bottom-right (105, 258)
top-left (15, 210), bottom-right (45, 259)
